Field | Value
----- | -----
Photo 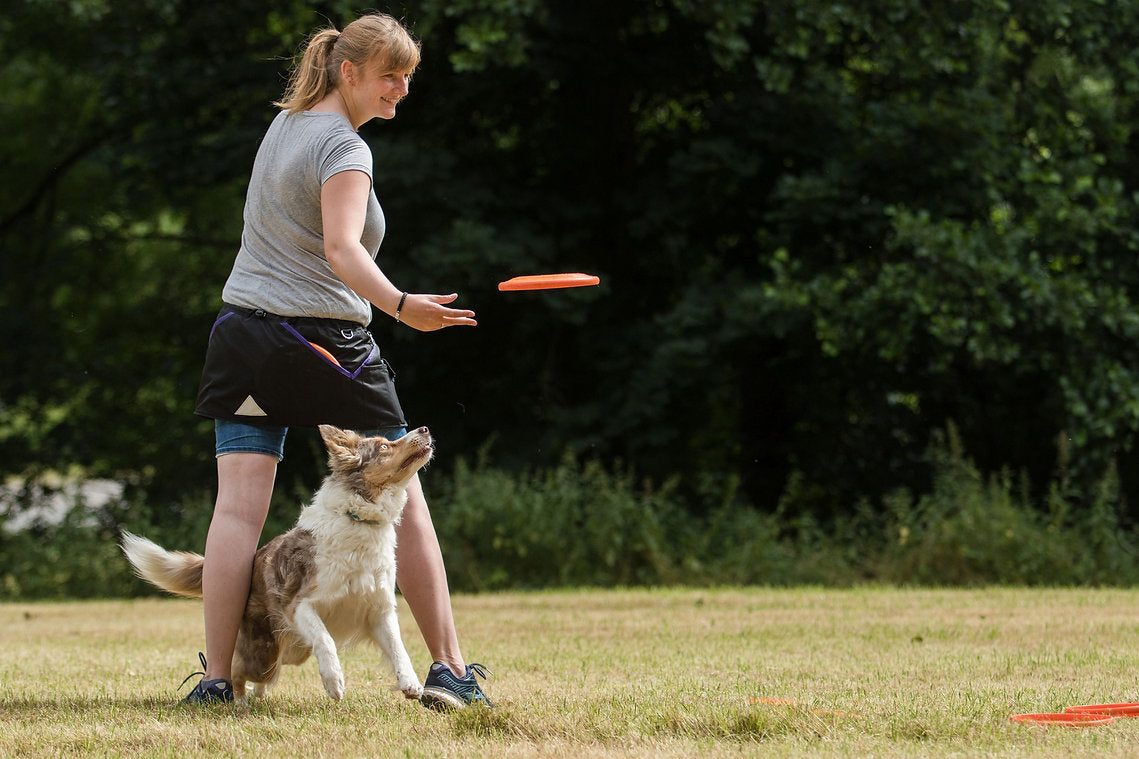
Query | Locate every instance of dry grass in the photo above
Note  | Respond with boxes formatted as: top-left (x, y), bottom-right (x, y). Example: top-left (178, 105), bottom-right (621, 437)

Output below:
top-left (3, 587), bottom-right (1139, 757)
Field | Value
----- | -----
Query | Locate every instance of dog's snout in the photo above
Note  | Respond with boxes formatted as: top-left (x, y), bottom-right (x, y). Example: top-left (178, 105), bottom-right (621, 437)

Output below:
top-left (417, 426), bottom-right (429, 435)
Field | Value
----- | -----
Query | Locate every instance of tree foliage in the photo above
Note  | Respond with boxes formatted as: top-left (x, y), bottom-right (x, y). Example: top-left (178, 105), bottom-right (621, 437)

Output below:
top-left (3, 0), bottom-right (1139, 527)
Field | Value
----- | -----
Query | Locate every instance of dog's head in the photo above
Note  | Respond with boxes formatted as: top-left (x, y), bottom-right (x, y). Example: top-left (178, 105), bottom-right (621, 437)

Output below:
top-left (319, 425), bottom-right (434, 503)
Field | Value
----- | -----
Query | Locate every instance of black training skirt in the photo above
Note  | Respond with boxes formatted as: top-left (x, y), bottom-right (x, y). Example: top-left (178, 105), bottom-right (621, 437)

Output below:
top-left (195, 304), bottom-right (407, 429)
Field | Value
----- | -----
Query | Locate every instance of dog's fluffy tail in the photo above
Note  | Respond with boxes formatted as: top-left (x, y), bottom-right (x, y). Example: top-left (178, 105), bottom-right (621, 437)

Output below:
top-left (120, 531), bottom-right (205, 598)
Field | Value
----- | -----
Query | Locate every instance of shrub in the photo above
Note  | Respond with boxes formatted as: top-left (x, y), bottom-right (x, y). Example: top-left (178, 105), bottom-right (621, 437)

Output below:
top-left (434, 452), bottom-right (691, 590)
top-left (1, 427), bottom-right (1136, 598)
top-left (869, 426), bottom-right (1139, 586)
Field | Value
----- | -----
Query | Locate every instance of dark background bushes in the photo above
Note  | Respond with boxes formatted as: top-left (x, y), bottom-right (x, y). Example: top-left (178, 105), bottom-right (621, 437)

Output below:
top-left (3, 428), bottom-right (1135, 598)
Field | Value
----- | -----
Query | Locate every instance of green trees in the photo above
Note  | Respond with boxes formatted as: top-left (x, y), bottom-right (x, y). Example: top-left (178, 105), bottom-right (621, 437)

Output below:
top-left (3, 0), bottom-right (1139, 533)
top-left (750, 1), bottom-right (1139, 510)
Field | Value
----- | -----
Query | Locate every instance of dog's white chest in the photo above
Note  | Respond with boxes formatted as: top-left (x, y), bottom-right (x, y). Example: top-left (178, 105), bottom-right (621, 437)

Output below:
top-left (328, 560), bottom-right (386, 597)
top-left (312, 528), bottom-right (396, 598)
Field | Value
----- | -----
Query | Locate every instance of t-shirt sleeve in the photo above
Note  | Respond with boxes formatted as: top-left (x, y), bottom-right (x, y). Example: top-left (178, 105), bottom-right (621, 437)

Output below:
top-left (319, 132), bottom-right (373, 185)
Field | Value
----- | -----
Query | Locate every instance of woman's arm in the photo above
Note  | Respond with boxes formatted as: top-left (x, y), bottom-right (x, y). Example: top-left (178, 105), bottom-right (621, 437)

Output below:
top-left (322, 169), bottom-right (477, 331)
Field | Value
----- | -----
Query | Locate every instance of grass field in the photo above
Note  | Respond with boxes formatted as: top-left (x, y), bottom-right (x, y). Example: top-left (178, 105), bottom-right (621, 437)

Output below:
top-left (3, 587), bottom-right (1139, 757)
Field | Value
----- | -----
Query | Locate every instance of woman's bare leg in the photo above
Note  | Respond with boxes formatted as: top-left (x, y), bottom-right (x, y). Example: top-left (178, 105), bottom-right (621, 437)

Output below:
top-left (201, 452), bottom-right (278, 680)
top-left (395, 473), bottom-right (465, 675)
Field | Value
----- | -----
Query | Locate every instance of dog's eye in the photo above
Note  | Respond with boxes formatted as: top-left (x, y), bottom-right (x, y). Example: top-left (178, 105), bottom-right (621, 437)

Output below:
top-left (379, 444), bottom-right (389, 451)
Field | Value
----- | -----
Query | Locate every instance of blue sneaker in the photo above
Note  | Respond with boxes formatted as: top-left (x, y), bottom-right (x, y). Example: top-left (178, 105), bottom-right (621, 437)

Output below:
top-left (179, 652), bottom-right (235, 705)
top-left (420, 662), bottom-right (493, 710)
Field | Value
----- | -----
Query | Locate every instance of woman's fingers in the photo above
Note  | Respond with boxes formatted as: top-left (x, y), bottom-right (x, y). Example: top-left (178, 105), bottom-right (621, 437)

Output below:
top-left (404, 293), bottom-right (477, 330)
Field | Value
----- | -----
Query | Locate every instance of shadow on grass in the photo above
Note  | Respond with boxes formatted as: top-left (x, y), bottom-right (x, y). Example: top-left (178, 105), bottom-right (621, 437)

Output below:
top-left (0, 693), bottom-right (421, 721)
top-left (439, 699), bottom-right (864, 745)
top-left (1, 694), bottom-right (196, 717)
top-left (663, 705), bottom-right (857, 742)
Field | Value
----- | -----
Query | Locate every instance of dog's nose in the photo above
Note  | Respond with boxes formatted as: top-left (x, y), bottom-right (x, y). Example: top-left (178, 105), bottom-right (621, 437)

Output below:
top-left (417, 426), bottom-right (429, 435)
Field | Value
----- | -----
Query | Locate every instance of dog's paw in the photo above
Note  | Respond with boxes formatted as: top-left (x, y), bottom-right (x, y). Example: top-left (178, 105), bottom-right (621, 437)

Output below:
top-left (322, 669), bottom-right (346, 701)
top-left (395, 664), bottom-right (422, 699)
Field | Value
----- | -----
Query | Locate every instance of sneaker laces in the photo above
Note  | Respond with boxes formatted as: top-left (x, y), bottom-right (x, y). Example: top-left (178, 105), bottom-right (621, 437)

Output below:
top-left (179, 652), bottom-right (210, 691)
top-left (465, 662), bottom-right (492, 681)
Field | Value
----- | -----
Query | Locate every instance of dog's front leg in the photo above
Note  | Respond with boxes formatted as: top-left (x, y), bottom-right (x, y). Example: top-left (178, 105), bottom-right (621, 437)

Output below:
top-left (293, 601), bottom-right (345, 701)
top-left (371, 588), bottom-right (422, 699)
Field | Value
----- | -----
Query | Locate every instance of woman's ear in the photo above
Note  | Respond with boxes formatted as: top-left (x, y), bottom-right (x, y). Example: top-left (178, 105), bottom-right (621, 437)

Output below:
top-left (340, 59), bottom-right (357, 86)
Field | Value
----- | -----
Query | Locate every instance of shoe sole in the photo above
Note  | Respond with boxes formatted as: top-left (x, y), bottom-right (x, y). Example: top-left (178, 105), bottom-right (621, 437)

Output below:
top-left (182, 696), bottom-right (235, 706)
top-left (182, 689), bottom-right (235, 705)
top-left (420, 687), bottom-right (467, 710)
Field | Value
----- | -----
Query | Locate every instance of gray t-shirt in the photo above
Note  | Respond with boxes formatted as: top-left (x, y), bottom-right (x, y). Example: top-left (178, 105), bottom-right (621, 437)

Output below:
top-left (222, 110), bottom-right (385, 326)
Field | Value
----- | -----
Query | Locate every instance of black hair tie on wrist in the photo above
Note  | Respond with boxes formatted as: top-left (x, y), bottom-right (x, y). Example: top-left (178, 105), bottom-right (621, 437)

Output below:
top-left (394, 292), bottom-right (408, 322)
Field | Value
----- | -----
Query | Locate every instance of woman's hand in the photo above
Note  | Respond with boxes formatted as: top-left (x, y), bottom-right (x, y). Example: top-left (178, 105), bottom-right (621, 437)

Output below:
top-left (396, 292), bottom-right (477, 331)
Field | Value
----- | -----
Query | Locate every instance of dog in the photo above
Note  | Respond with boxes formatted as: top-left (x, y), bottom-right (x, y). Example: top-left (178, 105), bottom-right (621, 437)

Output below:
top-left (121, 424), bottom-right (433, 704)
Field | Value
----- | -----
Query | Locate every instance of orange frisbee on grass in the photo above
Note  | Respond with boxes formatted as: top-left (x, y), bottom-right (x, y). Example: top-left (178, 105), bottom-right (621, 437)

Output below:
top-left (498, 273), bottom-right (600, 291)
top-left (1009, 712), bottom-right (1114, 727)
top-left (1065, 703), bottom-right (1139, 717)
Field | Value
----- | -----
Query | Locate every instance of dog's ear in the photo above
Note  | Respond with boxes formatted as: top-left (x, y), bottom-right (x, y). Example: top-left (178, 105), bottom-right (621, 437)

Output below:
top-left (319, 425), bottom-right (363, 470)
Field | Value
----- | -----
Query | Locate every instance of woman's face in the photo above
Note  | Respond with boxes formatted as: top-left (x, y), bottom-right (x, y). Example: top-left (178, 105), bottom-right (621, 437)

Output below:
top-left (345, 60), bottom-right (411, 124)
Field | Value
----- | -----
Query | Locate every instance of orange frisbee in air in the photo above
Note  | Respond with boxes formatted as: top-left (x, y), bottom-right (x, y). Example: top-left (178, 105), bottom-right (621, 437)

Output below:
top-left (1009, 712), bottom-right (1113, 727)
top-left (498, 273), bottom-right (600, 291)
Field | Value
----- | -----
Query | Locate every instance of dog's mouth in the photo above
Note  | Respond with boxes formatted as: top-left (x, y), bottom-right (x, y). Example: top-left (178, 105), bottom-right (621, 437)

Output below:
top-left (398, 442), bottom-right (434, 471)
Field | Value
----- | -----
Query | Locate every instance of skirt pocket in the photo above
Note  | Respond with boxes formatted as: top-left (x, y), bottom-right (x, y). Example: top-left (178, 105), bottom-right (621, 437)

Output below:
top-left (254, 320), bottom-right (407, 429)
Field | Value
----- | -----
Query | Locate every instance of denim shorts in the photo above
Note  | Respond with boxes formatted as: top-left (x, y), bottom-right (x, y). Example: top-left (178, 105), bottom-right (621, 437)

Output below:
top-left (215, 419), bottom-right (409, 461)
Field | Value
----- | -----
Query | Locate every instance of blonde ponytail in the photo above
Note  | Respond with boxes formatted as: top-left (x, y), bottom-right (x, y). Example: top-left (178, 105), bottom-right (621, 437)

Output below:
top-left (274, 14), bottom-right (420, 114)
top-left (274, 28), bottom-right (339, 112)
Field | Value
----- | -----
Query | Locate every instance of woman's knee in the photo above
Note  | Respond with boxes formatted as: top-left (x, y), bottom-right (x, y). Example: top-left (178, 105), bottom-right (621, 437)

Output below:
top-left (214, 452), bottom-right (278, 530)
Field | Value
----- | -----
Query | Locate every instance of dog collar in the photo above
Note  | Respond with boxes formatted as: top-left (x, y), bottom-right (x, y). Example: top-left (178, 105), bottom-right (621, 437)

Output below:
top-left (346, 510), bottom-right (382, 525)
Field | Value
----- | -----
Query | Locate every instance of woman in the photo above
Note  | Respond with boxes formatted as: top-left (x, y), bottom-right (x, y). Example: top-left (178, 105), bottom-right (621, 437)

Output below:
top-left (186, 13), bottom-right (489, 709)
